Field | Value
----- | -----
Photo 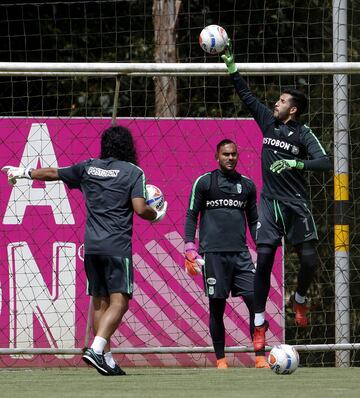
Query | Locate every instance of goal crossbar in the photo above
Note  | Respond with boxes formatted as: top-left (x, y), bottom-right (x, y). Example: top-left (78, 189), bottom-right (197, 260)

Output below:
top-left (1, 344), bottom-right (360, 356)
top-left (1, 62), bottom-right (360, 76)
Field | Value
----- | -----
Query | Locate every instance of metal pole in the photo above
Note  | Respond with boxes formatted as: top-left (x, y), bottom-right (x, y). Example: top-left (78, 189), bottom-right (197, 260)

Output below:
top-left (84, 296), bottom-right (93, 349)
top-left (1, 61), bottom-right (360, 76)
top-left (111, 76), bottom-right (121, 126)
top-left (333, 0), bottom-right (350, 367)
top-left (2, 343), bottom-right (360, 356)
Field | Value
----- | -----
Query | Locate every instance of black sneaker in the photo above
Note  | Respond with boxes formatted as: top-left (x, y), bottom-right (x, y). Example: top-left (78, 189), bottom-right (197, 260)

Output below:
top-left (82, 348), bottom-right (113, 376)
top-left (108, 362), bottom-right (126, 376)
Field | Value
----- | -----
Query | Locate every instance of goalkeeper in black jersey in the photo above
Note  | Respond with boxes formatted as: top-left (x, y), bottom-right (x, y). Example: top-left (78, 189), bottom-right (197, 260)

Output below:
top-left (221, 41), bottom-right (331, 352)
top-left (184, 139), bottom-right (269, 369)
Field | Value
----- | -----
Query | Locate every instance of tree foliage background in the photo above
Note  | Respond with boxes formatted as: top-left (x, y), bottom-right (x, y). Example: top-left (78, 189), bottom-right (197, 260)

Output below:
top-left (0, 0), bottom-right (359, 366)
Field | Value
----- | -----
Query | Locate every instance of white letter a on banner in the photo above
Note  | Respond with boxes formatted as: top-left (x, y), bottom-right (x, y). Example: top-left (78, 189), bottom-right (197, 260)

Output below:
top-left (3, 123), bottom-right (74, 224)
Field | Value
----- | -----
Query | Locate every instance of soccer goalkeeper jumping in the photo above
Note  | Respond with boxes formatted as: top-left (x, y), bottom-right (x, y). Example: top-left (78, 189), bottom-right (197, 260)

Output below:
top-left (221, 40), bottom-right (331, 351)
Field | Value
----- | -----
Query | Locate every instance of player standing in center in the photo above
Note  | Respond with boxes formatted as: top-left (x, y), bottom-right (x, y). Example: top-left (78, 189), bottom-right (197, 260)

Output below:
top-left (184, 139), bottom-right (269, 369)
top-left (221, 40), bottom-right (331, 352)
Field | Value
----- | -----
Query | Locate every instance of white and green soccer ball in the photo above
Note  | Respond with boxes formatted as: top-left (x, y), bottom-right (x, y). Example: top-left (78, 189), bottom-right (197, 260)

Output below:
top-left (146, 184), bottom-right (164, 211)
top-left (268, 344), bottom-right (299, 375)
top-left (199, 25), bottom-right (228, 55)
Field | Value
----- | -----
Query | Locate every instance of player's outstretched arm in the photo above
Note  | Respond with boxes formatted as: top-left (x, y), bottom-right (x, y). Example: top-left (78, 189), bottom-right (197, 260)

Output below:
top-left (2, 166), bottom-right (59, 185)
top-left (271, 157), bottom-right (331, 174)
top-left (220, 39), bottom-right (273, 130)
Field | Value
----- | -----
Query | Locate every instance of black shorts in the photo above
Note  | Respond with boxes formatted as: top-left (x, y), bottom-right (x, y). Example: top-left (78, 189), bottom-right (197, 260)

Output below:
top-left (256, 195), bottom-right (318, 246)
top-left (84, 254), bottom-right (133, 298)
top-left (202, 251), bottom-right (255, 299)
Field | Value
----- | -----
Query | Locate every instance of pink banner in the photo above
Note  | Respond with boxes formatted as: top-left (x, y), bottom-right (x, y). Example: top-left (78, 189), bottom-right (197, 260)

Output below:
top-left (0, 118), bottom-right (283, 368)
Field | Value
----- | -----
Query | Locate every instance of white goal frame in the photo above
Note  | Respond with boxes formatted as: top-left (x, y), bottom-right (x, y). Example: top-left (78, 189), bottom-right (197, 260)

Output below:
top-left (0, 61), bottom-right (359, 76)
top-left (0, 60), bottom-right (355, 364)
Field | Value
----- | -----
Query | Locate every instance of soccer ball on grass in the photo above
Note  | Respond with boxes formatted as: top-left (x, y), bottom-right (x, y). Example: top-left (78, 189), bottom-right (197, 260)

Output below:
top-left (199, 25), bottom-right (228, 55)
top-left (268, 344), bottom-right (299, 375)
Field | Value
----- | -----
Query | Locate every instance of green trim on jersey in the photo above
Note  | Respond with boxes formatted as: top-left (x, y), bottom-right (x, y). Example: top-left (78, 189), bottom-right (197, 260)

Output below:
top-left (129, 162), bottom-right (146, 197)
top-left (273, 200), bottom-right (278, 223)
top-left (124, 257), bottom-right (132, 294)
top-left (303, 202), bottom-right (319, 239)
top-left (241, 174), bottom-right (252, 181)
top-left (275, 200), bottom-right (286, 234)
top-left (202, 253), bottom-right (209, 296)
top-left (189, 172), bottom-right (211, 210)
top-left (304, 124), bottom-right (327, 155)
top-left (141, 173), bottom-right (146, 197)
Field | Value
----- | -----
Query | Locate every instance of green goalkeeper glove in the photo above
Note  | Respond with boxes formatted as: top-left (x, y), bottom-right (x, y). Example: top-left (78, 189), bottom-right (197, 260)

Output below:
top-left (270, 159), bottom-right (304, 174)
top-left (221, 39), bottom-right (238, 74)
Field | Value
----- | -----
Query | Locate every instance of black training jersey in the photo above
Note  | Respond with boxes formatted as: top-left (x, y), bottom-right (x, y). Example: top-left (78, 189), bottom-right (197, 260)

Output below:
top-left (185, 169), bottom-right (258, 253)
top-left (58, 157), bottom-right (146, 256)
top-left (230, 72), bottom-right (331, 202)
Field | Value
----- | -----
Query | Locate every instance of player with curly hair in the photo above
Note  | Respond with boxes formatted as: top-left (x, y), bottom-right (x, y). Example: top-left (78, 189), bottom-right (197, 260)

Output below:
top-left (2, 125), bottom-right (167, 375)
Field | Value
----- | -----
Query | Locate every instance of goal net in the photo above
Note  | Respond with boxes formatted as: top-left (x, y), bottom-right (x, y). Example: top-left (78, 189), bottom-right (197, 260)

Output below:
top-left (0, 1), bottom-right (359, 368)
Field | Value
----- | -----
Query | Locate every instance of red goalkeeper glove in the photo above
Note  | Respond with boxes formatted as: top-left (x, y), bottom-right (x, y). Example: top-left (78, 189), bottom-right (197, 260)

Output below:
top-left (184, 242), bottom-right (204, 276)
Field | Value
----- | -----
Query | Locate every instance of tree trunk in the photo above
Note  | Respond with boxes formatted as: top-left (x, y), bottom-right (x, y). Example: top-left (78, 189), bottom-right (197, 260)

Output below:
top-left (152, 0), bottom-right (181, 117)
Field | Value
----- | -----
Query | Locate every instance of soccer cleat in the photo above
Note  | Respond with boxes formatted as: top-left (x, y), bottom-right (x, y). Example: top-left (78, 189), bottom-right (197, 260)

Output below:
top-left (253, 320), bottom-right (269, 351)
top-left (108, 362), bottom-right (126, 376)
top-left (289, 295), bottom-right (309, 328)
top-left (216, 357), bottom-right (229, 369)
top-left (255, 355), bottom-right (270, 368)
top-left (82, 348), bottom-right (113, 376)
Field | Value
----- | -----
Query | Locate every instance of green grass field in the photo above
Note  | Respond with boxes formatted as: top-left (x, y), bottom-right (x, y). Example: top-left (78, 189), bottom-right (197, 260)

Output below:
top-left (1, 367), bottom-right (359, 398)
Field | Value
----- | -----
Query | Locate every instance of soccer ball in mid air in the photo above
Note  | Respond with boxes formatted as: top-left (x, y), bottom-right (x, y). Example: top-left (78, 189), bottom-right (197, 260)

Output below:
top-left (199, 25), bottom-right (228, 54)
top-left (146, 184), bottom-right (165, 211)
top-left (268, 344), bottom-right (299, 375)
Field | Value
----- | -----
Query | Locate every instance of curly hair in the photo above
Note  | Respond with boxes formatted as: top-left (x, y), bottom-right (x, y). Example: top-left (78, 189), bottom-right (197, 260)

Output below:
top-left (100, 125), bottom-right (138, 165)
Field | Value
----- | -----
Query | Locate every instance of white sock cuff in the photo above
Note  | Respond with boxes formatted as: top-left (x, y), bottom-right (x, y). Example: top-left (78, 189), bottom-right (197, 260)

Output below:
top-left (254, 312), bottom-right (265, 327)
top-left (295, 292), bottom-right (305, 304)
top-left (104, 351), bottom-right (116, 368)
top-left (91, 336), bottom-right (107, 354)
